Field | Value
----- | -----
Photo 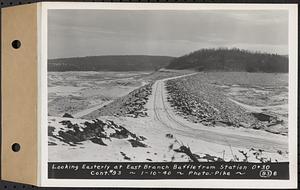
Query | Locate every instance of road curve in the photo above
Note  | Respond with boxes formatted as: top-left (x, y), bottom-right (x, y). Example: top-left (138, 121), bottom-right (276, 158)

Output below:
top-left (150, 74), bottom-right (288, 153)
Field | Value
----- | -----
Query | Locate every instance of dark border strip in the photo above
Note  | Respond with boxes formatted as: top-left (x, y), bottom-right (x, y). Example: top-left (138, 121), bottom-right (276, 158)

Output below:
top-left (48, 162), bottom-right (290, 180)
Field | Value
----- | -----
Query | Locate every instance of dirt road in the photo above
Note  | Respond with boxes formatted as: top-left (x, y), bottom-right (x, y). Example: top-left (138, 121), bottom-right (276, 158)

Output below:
top-left (149, 74), bottom-right (288, 153)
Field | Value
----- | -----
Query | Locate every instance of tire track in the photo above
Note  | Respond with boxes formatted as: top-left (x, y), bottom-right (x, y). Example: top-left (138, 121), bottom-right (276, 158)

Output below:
top-left (151, 76), bottom-right (288, 153)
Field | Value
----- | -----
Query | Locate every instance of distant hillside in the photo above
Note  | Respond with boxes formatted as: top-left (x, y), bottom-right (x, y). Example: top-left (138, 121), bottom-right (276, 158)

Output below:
top-left (48, 55), bottom-right (174, 72)
top-left (166, 48), bottom-right (288, 73)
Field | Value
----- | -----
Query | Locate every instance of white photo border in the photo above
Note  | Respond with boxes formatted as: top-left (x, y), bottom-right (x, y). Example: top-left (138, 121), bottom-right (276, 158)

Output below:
top-left (39, 2), bottom-right (298, 188)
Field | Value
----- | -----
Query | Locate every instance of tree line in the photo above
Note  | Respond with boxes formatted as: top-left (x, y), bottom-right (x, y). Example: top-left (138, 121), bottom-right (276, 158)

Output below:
top-left (166, 48), bottom-right (288, 73)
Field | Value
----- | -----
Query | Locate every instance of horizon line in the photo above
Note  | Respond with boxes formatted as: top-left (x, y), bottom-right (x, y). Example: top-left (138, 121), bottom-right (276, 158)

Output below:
top-left (48, 48), bottom-right (288, 60)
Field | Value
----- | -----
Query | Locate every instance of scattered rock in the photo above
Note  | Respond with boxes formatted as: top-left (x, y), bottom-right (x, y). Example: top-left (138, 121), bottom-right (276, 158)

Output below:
top-left (58, 131), bottom-right (81, 143)
top-left (173, 145), bottom-right (199, 162)
top-left (48, 126), bottom-right (55, 136)
top-left (48, 141), bottom-right (57, 146)
top-left (166, 77), bottom-right (285, 134)
top-left (252, 112), bottom-right (273, 122)
top-left (49, 118), bottom-right (149, 148)
top-left (120, 152), bottom-right (131, 160)
top-left (59, 120), bottom-right (73, 127)
top-left (139, 135), bottom-right (147, 141)
top-left (83, 83), bottom-right (153, 119)
top-left (128, 139), bottom-right (148, 148)
top-left (201, 154), bottom-right (224, 162)
top-left (165, 133), bottom-right (174, 139)
top-left (62, 113), bottom-right (74, 118)
top-left (90, 137), bottom-right (107, 146)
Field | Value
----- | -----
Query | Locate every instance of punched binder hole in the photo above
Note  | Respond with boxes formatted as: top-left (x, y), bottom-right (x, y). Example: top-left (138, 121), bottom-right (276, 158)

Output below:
top-left (11, 40), bottom-right (21, 49)
top-left (12, 143), bottom-right (20, 152)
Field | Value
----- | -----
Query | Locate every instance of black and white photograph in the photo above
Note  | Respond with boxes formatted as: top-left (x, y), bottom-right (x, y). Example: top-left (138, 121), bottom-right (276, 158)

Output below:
top-left (47, 5), bottom-right (292, 172)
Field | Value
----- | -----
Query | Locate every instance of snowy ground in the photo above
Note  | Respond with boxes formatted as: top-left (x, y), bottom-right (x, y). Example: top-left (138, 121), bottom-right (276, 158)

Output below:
top-left (49, 72), bottom-right (288, 162)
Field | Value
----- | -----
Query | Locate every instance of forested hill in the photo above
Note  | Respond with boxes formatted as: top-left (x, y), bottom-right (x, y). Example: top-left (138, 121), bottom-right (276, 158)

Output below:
top-left (48, 55), bottom-right (174, 71)
top-left (166, 48), bottom-right (288, 73)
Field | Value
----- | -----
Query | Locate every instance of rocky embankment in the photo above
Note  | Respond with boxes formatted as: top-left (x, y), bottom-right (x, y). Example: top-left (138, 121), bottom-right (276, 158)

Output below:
top-left (166, 78), bottom-right (285, 135)
top-left (82, 83), bottom-right (153, 119)
top-left (48, 117), bottom-right (148, 148)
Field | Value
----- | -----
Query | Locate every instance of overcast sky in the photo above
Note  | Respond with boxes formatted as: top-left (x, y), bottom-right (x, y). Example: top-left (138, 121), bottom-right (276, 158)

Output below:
top-left (48, 10), bottom-right (288, 59)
